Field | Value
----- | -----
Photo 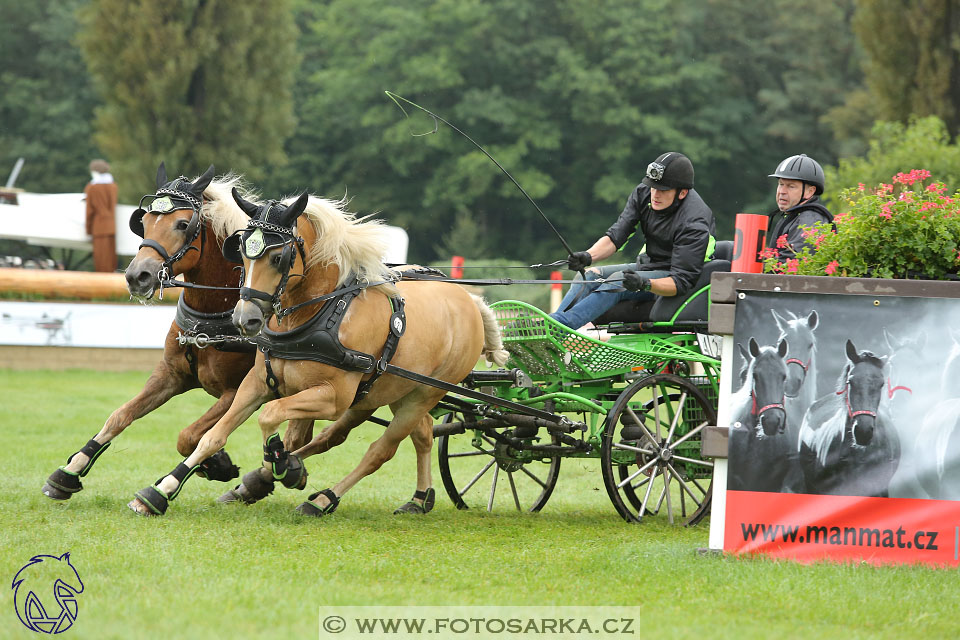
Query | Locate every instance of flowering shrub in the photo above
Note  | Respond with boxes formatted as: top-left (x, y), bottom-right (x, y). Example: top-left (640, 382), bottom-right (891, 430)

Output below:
top-left (761, 170), bottom-right (960, 279)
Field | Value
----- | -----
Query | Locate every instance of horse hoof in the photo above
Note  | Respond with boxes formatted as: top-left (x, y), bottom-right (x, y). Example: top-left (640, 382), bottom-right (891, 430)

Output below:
top-left (294, 501), bottom-right (326, 517)
top-left (216, 487), bottom-right (243, 504)
top-left (127, 497), bottom-right (159, 516)
top-left (41, 482), bottom-right (73, 501)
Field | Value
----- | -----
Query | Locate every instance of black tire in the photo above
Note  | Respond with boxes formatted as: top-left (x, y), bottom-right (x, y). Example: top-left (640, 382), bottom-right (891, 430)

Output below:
top-left (437, 412), bottom-right (561, 512)
top-left (601, 373), bottom-right (716, 525)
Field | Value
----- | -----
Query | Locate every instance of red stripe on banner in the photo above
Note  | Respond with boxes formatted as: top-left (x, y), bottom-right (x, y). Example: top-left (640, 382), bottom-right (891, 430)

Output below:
top-left (724, 491), bottom-right (960, 567)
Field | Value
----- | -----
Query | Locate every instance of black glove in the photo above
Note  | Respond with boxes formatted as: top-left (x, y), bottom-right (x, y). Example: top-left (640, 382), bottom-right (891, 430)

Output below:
top-left (622, 270), bottom-right (652, 292)
top-left (567, 251), bottom-right (592, 271)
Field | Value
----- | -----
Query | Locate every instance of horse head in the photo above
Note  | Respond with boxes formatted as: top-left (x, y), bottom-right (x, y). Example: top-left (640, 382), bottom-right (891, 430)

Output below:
top-left (748, 336), bottom-right (789, 436)
top-left (841, 339), bottom-right (888, 446)
top-left (772, 309), bottom-right (818, 398)
top-left (125, 162), bottom-right (215, 298)
top-left (225, 189), bottom-right (310, 337)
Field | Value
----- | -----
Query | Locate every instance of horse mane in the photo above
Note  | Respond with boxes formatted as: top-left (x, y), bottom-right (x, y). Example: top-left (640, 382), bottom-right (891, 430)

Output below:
top-left (289, 194), bottom-right (399, 297)
top-left (200, 174), bottom-right (262, 242)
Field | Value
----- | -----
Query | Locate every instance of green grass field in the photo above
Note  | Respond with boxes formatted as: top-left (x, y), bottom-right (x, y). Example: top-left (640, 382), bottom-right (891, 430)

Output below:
top-left (1, 368), bottom-right (957, 639)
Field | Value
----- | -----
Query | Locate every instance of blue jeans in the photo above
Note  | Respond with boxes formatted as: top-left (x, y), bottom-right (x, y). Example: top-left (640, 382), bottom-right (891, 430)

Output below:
top-left (549, 264), bottom-right (670, 329)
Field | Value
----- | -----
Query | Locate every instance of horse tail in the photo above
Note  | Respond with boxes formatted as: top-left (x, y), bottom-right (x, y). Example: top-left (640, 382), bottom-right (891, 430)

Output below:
top-left (470, 294), bottom-right (509, 366)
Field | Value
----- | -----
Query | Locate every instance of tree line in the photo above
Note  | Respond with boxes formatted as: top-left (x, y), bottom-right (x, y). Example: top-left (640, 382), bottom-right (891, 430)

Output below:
top-left (3, 0), bottom-right (960, 265)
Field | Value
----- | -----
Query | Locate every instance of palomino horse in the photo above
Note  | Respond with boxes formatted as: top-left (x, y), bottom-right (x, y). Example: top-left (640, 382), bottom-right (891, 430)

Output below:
top-left (42, 164), bottom-right (295, 500)
top-left (913, 327), bottom-right (960, 499)
top-left (127, 191), bottom-right (507, 516)
top-left (798, 339), bottom-right (900, 497)
top-left (727, 337), bottom-right (790, 492)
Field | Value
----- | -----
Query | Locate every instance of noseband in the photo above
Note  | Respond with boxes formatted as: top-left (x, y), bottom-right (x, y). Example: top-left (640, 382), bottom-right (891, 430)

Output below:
top-left (785, 357), bottom-right (810, 374)
top-left (750, 389), bottom-right (785, 420)
top-left (835, 382), bottom-right (877, 421)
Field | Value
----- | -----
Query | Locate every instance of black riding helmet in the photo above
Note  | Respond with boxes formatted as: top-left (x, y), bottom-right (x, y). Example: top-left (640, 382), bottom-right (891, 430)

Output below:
top-left (769, 154), bottom-right (825, 195)
top-left (642, 152), bottom-right (695, 191)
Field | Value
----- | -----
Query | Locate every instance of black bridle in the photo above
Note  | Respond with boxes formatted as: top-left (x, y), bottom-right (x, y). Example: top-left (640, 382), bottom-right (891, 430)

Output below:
top-left (130, 187), bottom-right (206, 297)
top-left (229, 220), bottom-right (308, 320)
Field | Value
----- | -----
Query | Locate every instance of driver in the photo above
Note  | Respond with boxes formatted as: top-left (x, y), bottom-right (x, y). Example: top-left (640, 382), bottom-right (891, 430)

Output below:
top-left (765, 154), bottom-right (834, 262)
top-left (549, 152), bottom-right (716, 330)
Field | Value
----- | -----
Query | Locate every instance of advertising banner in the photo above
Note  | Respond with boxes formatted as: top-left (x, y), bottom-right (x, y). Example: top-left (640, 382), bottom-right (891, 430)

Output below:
top-left (724, 291), bottom-right (960, 566)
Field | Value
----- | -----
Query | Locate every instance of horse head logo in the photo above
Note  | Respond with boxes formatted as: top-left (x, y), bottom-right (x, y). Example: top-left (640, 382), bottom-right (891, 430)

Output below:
top-left (11, 552), bottom-right (83, 634)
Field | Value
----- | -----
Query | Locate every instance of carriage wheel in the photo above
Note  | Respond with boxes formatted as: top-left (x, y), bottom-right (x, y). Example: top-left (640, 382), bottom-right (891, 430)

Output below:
top-left (437, 412), bottom-right (561, 513)
top-left (601, 373), bottom-right (716, 525)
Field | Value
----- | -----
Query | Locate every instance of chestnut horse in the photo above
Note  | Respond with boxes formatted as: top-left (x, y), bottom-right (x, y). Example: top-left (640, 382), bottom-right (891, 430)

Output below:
top-left (42, 165), bottom-right (310, 500)
top-left (128, 191), bottom-right (507, 516)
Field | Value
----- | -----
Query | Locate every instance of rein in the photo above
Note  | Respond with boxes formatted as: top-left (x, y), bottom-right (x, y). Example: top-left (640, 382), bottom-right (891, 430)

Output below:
top-left (886, 377), bottom-right (912, 399)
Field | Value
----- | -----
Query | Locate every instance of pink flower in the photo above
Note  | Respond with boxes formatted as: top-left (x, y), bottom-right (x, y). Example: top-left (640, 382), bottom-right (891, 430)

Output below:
top-left (785, 259), bottom-right (799, 274)
top-left (776, 234), bottom-right (789, 249)
top-left (926, 183), bottom-right (947, 194)
top-left (878, 183), bottom-right (894, 194)
top-left (857, 183), bottom-right (865, 191)
top-left (879, 203), bottom-right (893, 219)
top-left (920, 201), bottom-right (939, 212)
top-left (758, 247), bottom-right (778, 260)
top-left (825, 260), bottom-right (839, 275)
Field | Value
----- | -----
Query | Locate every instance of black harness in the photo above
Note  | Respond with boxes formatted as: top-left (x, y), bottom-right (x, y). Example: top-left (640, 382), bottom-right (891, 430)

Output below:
top-left (256, 281), bottom-right (406, 404)
top-left (174, 296), bottom-right (256, 372)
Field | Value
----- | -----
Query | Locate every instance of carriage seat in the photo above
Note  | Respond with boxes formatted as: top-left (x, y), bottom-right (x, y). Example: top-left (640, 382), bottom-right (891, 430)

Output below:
top-left (593, 240), bottom-right (733, 326)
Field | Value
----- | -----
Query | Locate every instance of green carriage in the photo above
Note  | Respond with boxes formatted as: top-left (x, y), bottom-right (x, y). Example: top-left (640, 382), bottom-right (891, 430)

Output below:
top-left (432, 298), bottom-right (722, 525)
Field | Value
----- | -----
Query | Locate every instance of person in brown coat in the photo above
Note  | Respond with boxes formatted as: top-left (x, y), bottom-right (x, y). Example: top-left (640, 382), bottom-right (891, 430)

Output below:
top-left (84, 158), bottom-right (119, 272)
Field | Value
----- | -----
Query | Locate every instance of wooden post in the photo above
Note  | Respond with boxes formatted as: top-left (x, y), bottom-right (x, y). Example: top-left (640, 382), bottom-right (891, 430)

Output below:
top-left (0, 267), bottom-right (180, 301)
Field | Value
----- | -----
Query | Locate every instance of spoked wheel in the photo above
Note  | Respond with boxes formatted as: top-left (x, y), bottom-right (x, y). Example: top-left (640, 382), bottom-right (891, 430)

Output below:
top-left (437, 412), bottom-right (561, 512)
top-left (601, 373), bottom-right (716, 525)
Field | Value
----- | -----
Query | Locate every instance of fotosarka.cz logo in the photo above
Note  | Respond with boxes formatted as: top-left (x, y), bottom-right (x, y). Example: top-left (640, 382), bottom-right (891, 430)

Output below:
top-left (11, 552), bottom-right (84, 634)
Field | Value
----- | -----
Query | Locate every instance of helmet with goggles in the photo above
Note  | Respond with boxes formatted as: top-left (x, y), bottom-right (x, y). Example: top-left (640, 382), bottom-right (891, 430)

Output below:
top-left (642, 152), bottom-right (694, 191)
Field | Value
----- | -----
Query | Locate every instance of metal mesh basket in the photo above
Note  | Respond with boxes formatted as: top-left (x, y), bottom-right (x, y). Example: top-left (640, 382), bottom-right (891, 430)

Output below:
top-left (492, 300), bottom-right (719, 382)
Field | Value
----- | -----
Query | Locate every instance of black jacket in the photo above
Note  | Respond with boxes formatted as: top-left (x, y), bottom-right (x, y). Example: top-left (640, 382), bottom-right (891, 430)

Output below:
top-left (604, 185), bottom-right (715, 296)
top-left (766, 197), bottom-right (833, 261)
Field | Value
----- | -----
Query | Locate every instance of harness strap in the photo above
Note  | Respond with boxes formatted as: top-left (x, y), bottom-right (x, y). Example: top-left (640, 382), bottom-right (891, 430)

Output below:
top-left (352, 296), bottom-right (406, 405)
top-left (382, 363), bottom-right (562, 423)
top-left (263, 350), bottom-right (281, 399)
top-left (184, 345), bottom-right (198, 378)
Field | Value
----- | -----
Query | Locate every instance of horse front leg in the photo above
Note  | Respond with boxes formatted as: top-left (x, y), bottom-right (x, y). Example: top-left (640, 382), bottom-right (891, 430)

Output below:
top-left (215, 417), bottom-right (319, 506)
top-left (127, 372), bottom-right (269, 516)
top-left (250, 383), bottom-right (353, 497)
top-left (43, 362), bottom-right (190, 500)
top-left (176, 390), bottom-right (242, 483)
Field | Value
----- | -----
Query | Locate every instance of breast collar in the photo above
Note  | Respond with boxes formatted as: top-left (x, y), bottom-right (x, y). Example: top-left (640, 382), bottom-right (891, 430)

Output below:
top-left (255, 277), bottom-right (406, 404)
top-left (174, 296), bottom-right (256, 353)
